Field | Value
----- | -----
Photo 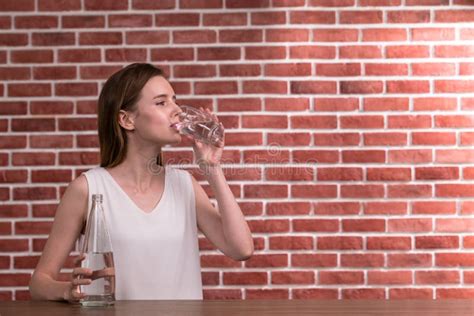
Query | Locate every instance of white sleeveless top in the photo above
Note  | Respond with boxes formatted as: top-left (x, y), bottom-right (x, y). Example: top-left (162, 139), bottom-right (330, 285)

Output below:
top-left (82, 166), bottom-right (203, 300)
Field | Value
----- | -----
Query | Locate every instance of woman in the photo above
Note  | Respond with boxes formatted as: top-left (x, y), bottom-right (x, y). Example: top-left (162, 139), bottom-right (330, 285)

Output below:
top-left (29, 63), bottom-right (254, 301)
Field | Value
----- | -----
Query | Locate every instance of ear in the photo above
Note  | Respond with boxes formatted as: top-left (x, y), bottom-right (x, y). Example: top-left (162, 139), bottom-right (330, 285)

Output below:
top-left (118, 110), bottom-right (135, 131)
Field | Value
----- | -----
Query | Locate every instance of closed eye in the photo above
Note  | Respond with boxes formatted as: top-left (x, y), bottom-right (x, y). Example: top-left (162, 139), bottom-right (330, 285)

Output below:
top-left (155, 101), bottom-right (166, 106)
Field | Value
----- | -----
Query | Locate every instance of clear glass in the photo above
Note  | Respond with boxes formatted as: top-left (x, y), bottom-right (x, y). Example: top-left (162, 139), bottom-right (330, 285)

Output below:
top-left (172, 105), bottom-right (224, 147)
top-left (79, 194), bottom-right (115, 307)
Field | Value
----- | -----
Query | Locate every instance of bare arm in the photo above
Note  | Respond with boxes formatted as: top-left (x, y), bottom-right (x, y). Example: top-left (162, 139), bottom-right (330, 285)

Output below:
top-left (192, 166), bottom-right (254, 261)
top-left (29, 175), bottom-right (90, 301)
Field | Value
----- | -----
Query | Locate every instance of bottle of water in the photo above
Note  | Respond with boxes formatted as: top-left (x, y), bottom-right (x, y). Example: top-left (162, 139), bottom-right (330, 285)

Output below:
top-left (79, 194), bottom-right (115, 307)
top-left (171, 105), bottom-right (224, 147)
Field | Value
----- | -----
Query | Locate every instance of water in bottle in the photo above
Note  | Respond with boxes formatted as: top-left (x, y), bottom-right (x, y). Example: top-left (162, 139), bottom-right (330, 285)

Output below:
top-left (79, 194), bottom-right (115, 307)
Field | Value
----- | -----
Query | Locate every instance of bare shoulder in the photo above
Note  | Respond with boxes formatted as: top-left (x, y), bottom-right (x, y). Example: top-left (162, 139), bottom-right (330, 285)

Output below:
top-left (58, 173), bottom-right (89, 221)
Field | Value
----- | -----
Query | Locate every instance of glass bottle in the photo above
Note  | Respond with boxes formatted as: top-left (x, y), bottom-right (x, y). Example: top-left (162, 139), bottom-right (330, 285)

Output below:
top-left (171, 105), bottom-right (224, 147)
top-left (78, 194), bottom-right (115, 307)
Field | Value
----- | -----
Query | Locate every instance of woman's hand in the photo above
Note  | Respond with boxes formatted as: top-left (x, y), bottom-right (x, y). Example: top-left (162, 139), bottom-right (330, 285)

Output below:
top-left (186, 107), bottom-right (225, 170)
top-left (64, 253), bottom-right (92, 303)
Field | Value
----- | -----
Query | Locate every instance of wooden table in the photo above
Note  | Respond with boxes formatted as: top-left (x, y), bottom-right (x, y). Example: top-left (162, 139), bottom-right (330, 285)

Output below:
top-left (0, 300), bottom-right (473, 316)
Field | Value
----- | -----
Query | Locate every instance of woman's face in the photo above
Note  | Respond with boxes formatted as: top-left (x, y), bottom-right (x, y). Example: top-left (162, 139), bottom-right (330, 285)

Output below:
top-left (129, 75), bottom-right (182, 146)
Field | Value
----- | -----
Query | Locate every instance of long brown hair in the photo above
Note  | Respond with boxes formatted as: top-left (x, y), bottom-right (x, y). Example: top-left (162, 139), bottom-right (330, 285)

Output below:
top-left (98, 63), bottom-right (164, 168)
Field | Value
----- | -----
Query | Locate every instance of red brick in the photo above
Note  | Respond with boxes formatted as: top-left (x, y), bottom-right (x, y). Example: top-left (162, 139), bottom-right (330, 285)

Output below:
top-left (412, 27), bottom-right (455, 41)
top-left (59, 151), bottom-right (100, 165)
top-left (290, 46), bottom-right (335, 59)
top-left (407, 0), bottom-right (448, 5)
top-left (203, 13), bottom-right (246, 26)
top-left (245, 254), bottom-right (288, 268)
top-left (416, 236), bottom-right (459, 249)
top-left (38, 0), bottom-right (81, 11)
top-left (246, 46), bottom-right (286, 59)
top-left (388, 149), bottom-right (432, 163)
top-left (315, 98), bottom-right (359, 111)
top-left (267, 133), bottom-right (310, 146)
top-left (340, 11), bottom-right (383, 24)
top-left (62, 15), bottom-right (105, 28)
top-left (29, 135), bottom-right (73, 148)
top-left (309, 0), bottom-right (355, 6)
top-left (270, 236), bottom-right (313, 250)
top-left (340, 46), bottom-right (382, 59)
top-left (218, 98), bottom-right (261, 111)
top-left (243, 80), bottom-right (287, 94)
top-left (194, 81), bottom-right (237, 95)
top-left (340, 115), bottom-right (384, 128)
top-left (0, 136), bottom-right (26, 149)
top-left (386, 45), bottom-right (430, 58)
top-left (8, 83), bottom-right (51, 97)
top-left (290, 11), bottom-right (335, 24)
top-left (314, 133), bottom-right (359, 146)
top-left (0, 0), bottom-right (34, 11)
top-left (272, 271), bottom-right (314, 285)
top-left (55, 83), bottom-right (97, 96)
top-left (198, 47), bottom-right (240, 61)
top-left (292, 185), bottom-right (337, 198)
top-left (317, 63), bottom-right (361, 76)
top-left (318, 167), bottom-right (362, 181)
top-left (79, 32), bottom-right (122, 45)
top-left (173, 30), bottom-right (216, 44)
top-left (318, 236), bottom-right (362, 250)
top-left (388, 184), bottom-right (432, 198)
top-left (388, 10), bottom-right (430, 23)
top-left (58, 49), bottom-right (101, 63)
top-left (219, 64), bottom-right (261, 77)
top-left (390, 288), bottom-right (433, 299)
top-left (223, 272), bottom-right (267, 285)
top-left (342, 288), bottom-right (385, 299)
top-left (363, 28), bottom-right (406, 41)
top-left (273, 0), bottom-right (306, 6)
top-left (436, 150), bottom-right (474, 164)
top-left (0, 274), bottom-right (31, 286)
top-left (291, 254), bottom-right (336, 268)
top-left (415, 167), bottom-right (459, 180)
top-left (365, 63), bottom-right (408, 76)
top-left (219, 29), bottom-right (262, 43)
top-left (266, 202), bottom-right (311, 216)
top-left (265, 167), bottom-right (314, 181)
top-left (244, 184), bottom-right (287, 198)
top-left (412, 201), bottom-right (456, 215)
top-left (436, 288), bottom-right (474, 299)
top-left (367, 167), bottom-right (411, 181)
top-left (364, 202), bottom-right (408, 215)
top-left (246, 289), bottom-right (288, 299)
top-left (412, 132), bottom-right (456, 145)
top-left (319, 271), bottom-right (364, 285)
top-left (251, 12), bottom-right (286, 25)
top-left (387, 80), bottom-right (430, 93)
top-left (364, 132), bottom-right (407, 146)
top-left (105, 48), bottom-right (146, 62)
top-left (342, 219), bottom-right (384, 232)
top-left (265, 63), bottom-right (311, 76)
top-left (369, 270), bottom-right (414, 284)
top-left (13, 187), bottom-right (56, 200)
top-left (155, 13), bottom-right (199, 26)
top-left (11, 118), bottom-right (55, 132)
top-left (33, 66), bottom-right (76, 80)
top-left (436, 253), bottom-right (474, 267)
top-left (293, 219), bottom-right (338, 232)
top-left (11, 49), bottom-right (53, 63)
top-left (388, 115), bottom-right (431, 128)
top-left (341, 254), bottom-right (384, 268)
top-left (313, 29), bottom-right (358, 42)
top-left (14, 15), bottom-right (58, 29)
top-left (436, 10), bottom-right (474, 23)
top-left (32, 32), bottom-right (74, 46)
top-left (413, 97), bottom-right (457, 111)
top-left (291, 81), bottom-right (337, 94)
top-left (132, 0), bottom-right (175, 9)
top-left (0, 170), bottom-right (27, 183)
top-left (292, 289), bottom-right (338, 299)
top-left (109, 14), bottom-right (152, 27)
top-left (434, 80), bottom-right (474, 93)
top-left (436, 218), bottom-right (474, 232)
top-left (367, 236), bottom-right (411, 250)
top-left (0, 33), bottom-right (28, 46)
top-left (0, 67), bottom-right (30, 80)
top-left (151, 48), bottom-right (193, 61)
top-left (292, 150), bottom-right (338, 163)
top-left (248, 220), bottom-right (289, 234)
top-left (388, 218), bottom-right (432, 232)
top-left (342, 150), bottom-right (385, 163)
top-left (360, 0), bottom-right (401, 5)
top-left (226, 0), bottom-right (270, 8)
top-left (226, 133), bottom-right (262, 146)
top-left (387, 253), bottom-right (432, 267)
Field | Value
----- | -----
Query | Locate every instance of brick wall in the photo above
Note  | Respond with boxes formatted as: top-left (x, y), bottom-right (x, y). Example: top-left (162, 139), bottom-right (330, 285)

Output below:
top-left (1, 0), bottom-right (473, 300)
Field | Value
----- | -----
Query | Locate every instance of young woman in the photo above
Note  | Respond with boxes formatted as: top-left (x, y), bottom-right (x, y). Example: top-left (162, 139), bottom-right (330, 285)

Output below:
top-left (29, 63), bottom-right (254, 301)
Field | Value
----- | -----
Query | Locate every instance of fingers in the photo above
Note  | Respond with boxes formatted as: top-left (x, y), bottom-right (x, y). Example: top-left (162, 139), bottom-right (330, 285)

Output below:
top-left (72, 278), bottom-right (92, 286)
top-left (69, 289), bottom-right (86, 301)
top-left (72, 267), bottom-right (93, 278)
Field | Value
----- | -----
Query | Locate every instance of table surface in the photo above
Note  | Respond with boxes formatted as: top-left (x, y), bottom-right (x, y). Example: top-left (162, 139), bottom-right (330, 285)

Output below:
top-left (0, 300), bottom-right (473, 316)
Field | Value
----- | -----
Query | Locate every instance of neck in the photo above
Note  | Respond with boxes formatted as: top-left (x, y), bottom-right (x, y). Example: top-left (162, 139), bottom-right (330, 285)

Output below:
top-left (108, 139), bottom-right (164, 187)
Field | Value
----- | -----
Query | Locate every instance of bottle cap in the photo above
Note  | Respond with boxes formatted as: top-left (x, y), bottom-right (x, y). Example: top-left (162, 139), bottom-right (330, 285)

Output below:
top-left (92, 194), bottom-right (103, 203)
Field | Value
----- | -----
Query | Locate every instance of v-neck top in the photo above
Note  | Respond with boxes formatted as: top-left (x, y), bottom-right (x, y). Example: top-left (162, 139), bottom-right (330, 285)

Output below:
top-left (83, 166), bottom-right (203, 300)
